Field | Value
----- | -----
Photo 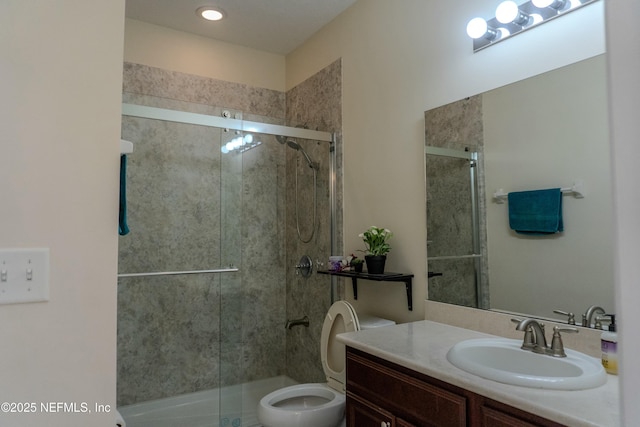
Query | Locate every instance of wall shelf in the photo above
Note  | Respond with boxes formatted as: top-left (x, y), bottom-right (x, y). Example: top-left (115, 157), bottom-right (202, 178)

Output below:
top-left (318, 270), bottom-right (414, 311)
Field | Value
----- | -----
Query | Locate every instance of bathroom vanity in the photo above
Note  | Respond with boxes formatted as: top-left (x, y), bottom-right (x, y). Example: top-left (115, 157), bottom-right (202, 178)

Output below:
top-left (338, 321), bottom-right (619, 427)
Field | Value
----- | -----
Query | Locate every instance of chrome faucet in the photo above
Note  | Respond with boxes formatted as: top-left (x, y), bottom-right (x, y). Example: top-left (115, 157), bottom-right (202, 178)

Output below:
top-left (285, 316), bottom-right (310, 330)
top-left (513, 318), bottom-right (578, 357)
top-left (514, 318), bottom-right (548, 353)
top-left (583, 305), bottom-right (605, 328)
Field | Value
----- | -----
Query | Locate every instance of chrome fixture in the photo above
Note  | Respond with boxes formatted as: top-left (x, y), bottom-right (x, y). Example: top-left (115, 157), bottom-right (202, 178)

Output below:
top-left (294, 255), bottom-right (313, 278)
top-left (553, 309), bottom-right (576, 325)
top-left (550, 326), bottom-right (579, 357)
top-left (276, 136), bottom-right (318, 170)
top-left (285, 316), bottom-right (310, 330)
top-left (513, 318), bottom-right (578, 357)
top-left (582, 305), bottom-right (605, 328)
top-left (513, 318), bottom-right (548, 351)
top-left (466, 0), bottom-right (600, 52)
top-left (277, 136), bottom-right (318, 243)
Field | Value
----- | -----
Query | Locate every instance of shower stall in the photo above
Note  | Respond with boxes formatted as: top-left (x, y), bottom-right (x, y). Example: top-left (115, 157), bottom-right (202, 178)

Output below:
top-left (116, 62), bottom-right (341, 427)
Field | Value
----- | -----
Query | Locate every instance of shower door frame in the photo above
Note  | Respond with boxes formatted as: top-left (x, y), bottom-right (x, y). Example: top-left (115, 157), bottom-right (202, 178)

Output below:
top-left (118, 103), bottom-right (339, 418)
top-left (425, 146), bottom-right (486, 309)
top-left (120, 103), bottom-right (340, 297)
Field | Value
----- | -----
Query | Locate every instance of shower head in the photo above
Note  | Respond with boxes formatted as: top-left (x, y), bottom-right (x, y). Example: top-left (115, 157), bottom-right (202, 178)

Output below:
top-left (288, 140), bottom-right (315, 169)
top-left (286, 140), bottom-right (300, 150)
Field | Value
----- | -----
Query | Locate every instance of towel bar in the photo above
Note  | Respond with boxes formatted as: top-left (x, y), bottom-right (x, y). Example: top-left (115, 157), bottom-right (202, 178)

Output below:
top-left (117, 267), bottom-right (239, 278)
top-left (493, 181), bottom-right (584, 204)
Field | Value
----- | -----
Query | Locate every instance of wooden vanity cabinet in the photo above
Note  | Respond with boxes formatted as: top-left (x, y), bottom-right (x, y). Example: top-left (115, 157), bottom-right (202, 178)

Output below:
top-left (346, 347), bottom-right (566, 427)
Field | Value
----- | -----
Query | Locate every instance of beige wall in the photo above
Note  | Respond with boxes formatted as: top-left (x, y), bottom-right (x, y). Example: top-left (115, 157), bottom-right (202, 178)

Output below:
top-left (3, 0), bottom-right (640, 425)
top-left (605, 2), bottom-right (640, 424)
top-left (0, 1), bottom-right (124, 426)
top-left (287, 0), bottom-right (605, 323)
top-left (124, 19), bottom-right (286, 92)
top-left (484, 55), bottom-right (614, 317)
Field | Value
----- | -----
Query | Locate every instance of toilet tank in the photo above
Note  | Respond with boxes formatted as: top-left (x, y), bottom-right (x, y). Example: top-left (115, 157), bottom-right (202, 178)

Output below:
top-left (358, 314), bottom-right (395, 330)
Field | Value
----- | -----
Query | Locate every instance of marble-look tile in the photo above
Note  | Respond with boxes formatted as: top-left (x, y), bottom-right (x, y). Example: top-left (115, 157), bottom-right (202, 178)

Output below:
top-left (284, 59), bottom-right (343, 384)
top-left (118, 60), bottom-right (343, 405)
top-left (123, 63), bottom-right (285, 119)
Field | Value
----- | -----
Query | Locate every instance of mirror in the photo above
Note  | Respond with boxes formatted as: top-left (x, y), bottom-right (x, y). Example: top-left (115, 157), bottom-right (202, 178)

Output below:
top-left (425, 54), bottom-right (614, 323)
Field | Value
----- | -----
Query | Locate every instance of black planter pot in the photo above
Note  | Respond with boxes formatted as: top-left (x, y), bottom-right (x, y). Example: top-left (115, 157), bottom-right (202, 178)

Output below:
top-left (365, 255), bottom-right (386, 274)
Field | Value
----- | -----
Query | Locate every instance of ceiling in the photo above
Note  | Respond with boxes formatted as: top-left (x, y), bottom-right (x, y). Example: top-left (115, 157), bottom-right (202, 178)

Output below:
top-left (125, 0), bottom-right (357, 55)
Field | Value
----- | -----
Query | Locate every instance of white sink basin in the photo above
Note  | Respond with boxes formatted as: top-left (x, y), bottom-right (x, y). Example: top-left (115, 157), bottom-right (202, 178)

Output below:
top-left (447, 338), bottom-right (607, 390)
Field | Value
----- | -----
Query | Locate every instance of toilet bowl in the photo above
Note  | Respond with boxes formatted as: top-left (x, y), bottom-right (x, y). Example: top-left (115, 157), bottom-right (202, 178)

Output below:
top-left (257, 301), bottom-right (394, 427)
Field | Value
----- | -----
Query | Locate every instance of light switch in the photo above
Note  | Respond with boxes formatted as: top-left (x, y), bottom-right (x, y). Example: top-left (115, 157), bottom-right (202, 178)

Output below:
top-left (0, 248), bottom-right (49, 304)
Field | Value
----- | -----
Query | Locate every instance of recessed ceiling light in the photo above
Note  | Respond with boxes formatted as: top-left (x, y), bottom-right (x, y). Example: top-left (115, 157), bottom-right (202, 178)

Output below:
top-left (197, 7), bottom-right (225, 21)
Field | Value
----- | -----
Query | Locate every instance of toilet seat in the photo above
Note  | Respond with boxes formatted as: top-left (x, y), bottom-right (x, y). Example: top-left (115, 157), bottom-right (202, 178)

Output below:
top-left (258, 383), bottom-right (345, 427)
top-left (321, 300), bottom-right (359, 392)
top-left (258, 301), bottom-right (394, 427)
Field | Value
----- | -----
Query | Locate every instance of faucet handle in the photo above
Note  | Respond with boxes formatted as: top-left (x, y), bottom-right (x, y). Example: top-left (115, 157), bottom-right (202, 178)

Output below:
top-left (550, 326), bottom-right (579, 357)
top-left (553, 309), bottom-right (576, 325)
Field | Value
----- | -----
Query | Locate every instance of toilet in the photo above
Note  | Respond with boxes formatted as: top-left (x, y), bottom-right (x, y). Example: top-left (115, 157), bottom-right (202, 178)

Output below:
top-left (257, 301), bottom-right (395, 427)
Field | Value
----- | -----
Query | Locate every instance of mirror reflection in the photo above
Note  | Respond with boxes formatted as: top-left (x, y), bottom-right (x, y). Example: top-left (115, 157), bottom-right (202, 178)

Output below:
top-left (425, 54), bottom-right (614, 322)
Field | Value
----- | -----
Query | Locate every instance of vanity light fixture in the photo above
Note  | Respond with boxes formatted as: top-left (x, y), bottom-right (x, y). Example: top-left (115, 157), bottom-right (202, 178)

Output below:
top-left (197, 6), bottom-right (225, 21)
top-left (466, 0), bottom-right (599, 52)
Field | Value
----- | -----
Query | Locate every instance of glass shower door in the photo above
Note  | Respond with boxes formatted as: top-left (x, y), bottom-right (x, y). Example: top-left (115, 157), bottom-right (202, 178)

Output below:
top-left (425, 147), bottom-right (486, 309)
top-left (117, 111), bottom-right (232, 416)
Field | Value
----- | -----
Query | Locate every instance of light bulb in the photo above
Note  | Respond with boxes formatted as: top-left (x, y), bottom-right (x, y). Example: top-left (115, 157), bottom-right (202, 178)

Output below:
top-left (532, 0), bottom-right (554, 7)
top-left (496, 1), bottom-right (520, 24)
top-left (466, 17), bottom-right (489, 39)
top-left (197, 7), bottom-right (224, 21)
top-left (497, 1), bottom-right (531, 25)
top-left (532, 0), bottom-right (569, 9)
top-left (530, 13), bottom-right (544, 24)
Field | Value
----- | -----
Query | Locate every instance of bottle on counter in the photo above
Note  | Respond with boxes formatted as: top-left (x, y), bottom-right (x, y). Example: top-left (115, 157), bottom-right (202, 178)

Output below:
top-left (601, 314), bottom-right (618, 375)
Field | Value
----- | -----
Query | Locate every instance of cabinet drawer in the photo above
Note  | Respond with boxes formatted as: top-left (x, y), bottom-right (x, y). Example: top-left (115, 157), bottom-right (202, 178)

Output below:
top-left (347, 393), bottom-right (395, 427)
top-left (481, 406), bottom-right (541, 427)
top-left (478, 402), bottom-right (566, 427)
top-left (347, 350), bottom-right (466, 426)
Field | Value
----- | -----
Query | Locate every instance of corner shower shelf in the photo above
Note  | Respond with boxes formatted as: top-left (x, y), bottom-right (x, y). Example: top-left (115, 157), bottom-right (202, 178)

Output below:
top-left (318, 270), bottom-right (414, 311)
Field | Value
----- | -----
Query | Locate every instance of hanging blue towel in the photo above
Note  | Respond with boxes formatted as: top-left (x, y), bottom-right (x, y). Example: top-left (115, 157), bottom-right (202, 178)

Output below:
top-left (119, 155), bottom-right (130, 236)
top-left (508, 188), bottom-right (563, 235)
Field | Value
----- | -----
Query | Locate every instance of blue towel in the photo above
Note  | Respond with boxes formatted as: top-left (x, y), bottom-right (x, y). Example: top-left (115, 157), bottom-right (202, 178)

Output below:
top-left (508, 188), bottom-right (563, 235)
top-left (119, 155), bottom-right (130, 236)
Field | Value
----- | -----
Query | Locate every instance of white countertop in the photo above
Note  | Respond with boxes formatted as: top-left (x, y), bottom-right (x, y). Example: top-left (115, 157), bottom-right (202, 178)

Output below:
top-left (338, 320), bottom-right (619, 427)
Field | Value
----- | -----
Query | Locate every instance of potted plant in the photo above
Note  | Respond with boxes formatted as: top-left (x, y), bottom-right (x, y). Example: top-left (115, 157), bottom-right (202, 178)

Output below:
top-left (349, 255), bottom-right (364, 273)
top-left (359, 226), bottom-right (393, 274)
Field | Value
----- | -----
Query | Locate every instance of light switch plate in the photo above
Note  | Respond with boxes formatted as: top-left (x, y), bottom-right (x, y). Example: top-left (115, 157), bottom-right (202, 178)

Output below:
top-left (0, 248), bottom-right (50, 304)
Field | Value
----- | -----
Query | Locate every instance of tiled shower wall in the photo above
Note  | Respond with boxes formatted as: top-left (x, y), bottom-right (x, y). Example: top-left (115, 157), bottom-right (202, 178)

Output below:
top-left (284, 60), bottom-right (343, 383)
top-left (117, 61), bottom-right (342, 405)
top-left (424, 95), bottom-right (489, 309)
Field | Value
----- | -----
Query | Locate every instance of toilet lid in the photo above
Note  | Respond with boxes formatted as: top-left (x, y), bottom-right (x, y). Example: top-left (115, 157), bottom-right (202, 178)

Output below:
top-left (321, 301), bottom-right (359, 391)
